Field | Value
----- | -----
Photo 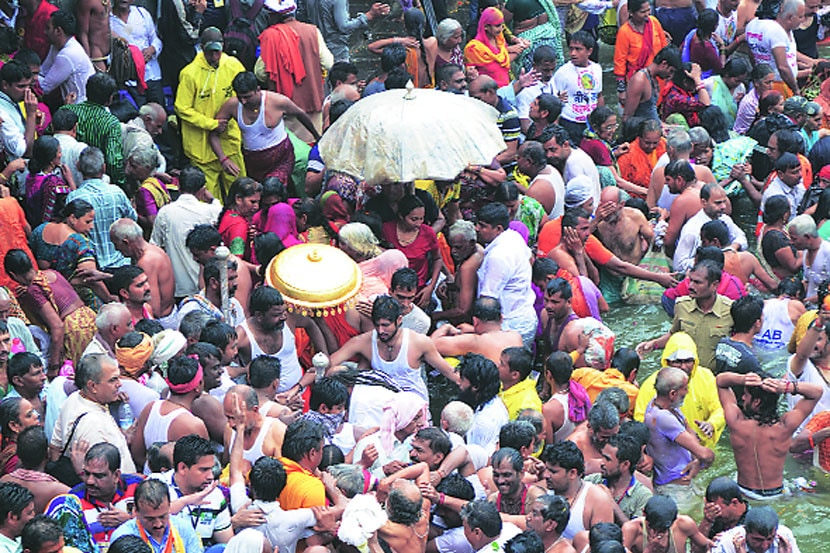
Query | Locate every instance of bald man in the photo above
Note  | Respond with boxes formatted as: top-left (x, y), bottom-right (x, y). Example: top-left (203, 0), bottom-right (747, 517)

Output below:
top-left (595, 187), bottom-right (654, 265)
top-left (431, 297), bottom-right (523, 364)
top-left (222, 385), bottom-right (285, 469)
top-left (110, 218), bottom-right (177, 328)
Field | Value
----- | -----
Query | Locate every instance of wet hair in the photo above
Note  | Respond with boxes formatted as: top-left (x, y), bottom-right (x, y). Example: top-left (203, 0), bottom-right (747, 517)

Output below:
top-left (250, 456), bottom-right (287, 501)
top-left (282, 419), bottom-right (324, 462)
top-left (499, 420), bottom-right (536, 451)
top-left (771, 129), bottom-right (804, 156)
top-left (436, 472), bottom-right (475, 500)
top-left (699, 106), bottom-right (731, 143)
top-left (665, 159), bottom-right (696, 182)
top-left (705, 476), bottom-right (743, 502)
top-left (319, 444), bottom-right (345, 471)
top-left (619, 420), bottom-right (651, 449)
top-left (310, 377), bottom-right (349, 411)
top-left (106, 265), bottom-right (145, 298)
top-left (762, 195), bottom-right (792, 225)
top-left (457, 353), bottom-right (501, 408)
top-left (701, 219), bottom-right (730, 247)
top-left (742, 371), bottom-right (781, 425)
top-left (491, 447), bottom-right (523, 472)
top-left (546, 277), bottom-right (573, 299)
top-left (21, 516), bottom-right (64, 553)
top-left (606, 433), bottom-right (641, 469)
top-left (504, 531), bottom-right (544, 553)
top-left (534, 495), bottom-right (570, 533)
top-left (695, 243), bottom-right (724, 266)
top-left (476, 203), bottom-right (510, 230)
top-left (692, 258), bottom-right (723, 285)
top-left (385, 67), bottom-right (414, 89)
top-left (134, 479), bottom-right (170, 510)
top-left (460, 500), bottom-right (502, 538)
top-left (653, 44), bottom-right (682, 70)
top-left (109, 536), bottom-right (152, 553)
top-left (186, 224), bottom-right (222, 253)
top-left (589, 523), bottom-right (623, 550)
top-left (596, 388), bottom-right (630, 416)
top-left (532, 257), bottom-right (559, 282)
top-left (330, 99), bottom-right (354, 125)
top-left (134, 319), bottom-right (163, 336)
top-left (372, 295), bottom-right (402, 324)
top-left (745, 506), bottom-right (779, 536)
top-left (595, 542), bottom-right (626, 553)
top-left (328, 62), bottom-right (358, 87)
top-left (200, 320), bottom-right (236, 351)
top-left (610, 347), bottom-right (640, 379)
top-left (254, 232), bottom-right (285, 271)
top-left (185, 342), bottom-right (222, 370)
top-left (231, 71), bottom-right (259, 94)
top-left (85, 442), bottom-right (121, 472)
top-left (544, 351), bottom-right (574, 385)
top-left (731, 295), bottom-right (764, 333)
top-left (644, 496), bottom-right (678, 530)
top-left (203, 257), bottom-right (238, 287)
top-left (536, 93), bottom-right (563, 123)
top-left (541, 440), bottom-right (584, 475)
top-left (167, 356), bottom-right (201, 390)
top-left (249, 286), bottom-right (284, 315)
top-left (588, 401), bottom-right (619, 431)
top-left (173, 434), bottom-right (216, 468)
top-left (502, 347), bottom-right (533, 380)
top-left (777, 275), bottom-right (804, 298)
top-left (414, 427), bottom-right (452, 457)
top-left (563, 208), bottom-right (591, 229)
top-left (0, 482), bottom-right (34, 522)
top-left (249, 356), bottom-right (281, 389)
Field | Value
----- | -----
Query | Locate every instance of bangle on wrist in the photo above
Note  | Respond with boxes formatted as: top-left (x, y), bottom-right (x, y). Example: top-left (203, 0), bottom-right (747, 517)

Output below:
top-left (439, 492), bottom-right (445, 505)
top-left (219, 156), bottom-right (229, 164)
top-left (793, 381), bottom-right (799, 395)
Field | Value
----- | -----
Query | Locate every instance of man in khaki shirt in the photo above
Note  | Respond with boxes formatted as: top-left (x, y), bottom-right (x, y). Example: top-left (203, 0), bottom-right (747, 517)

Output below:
top-left (637, 259), bottom-right (733, 370)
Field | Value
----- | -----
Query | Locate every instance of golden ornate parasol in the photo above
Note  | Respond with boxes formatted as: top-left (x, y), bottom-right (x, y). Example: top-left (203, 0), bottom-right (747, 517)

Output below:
top-left (265, 244), bottom-right (363, 317)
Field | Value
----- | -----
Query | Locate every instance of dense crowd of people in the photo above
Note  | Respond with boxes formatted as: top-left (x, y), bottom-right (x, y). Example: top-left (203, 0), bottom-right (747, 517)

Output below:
top-left (2, 0), bottom-right (830, 552)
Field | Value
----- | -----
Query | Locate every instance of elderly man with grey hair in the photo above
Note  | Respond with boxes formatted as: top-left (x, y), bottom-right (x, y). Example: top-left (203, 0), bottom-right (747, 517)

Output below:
top-left (66, 147), bottom-right (137, 270)
top-left (431, 220), bottom-right (484, 325)
top-left (644, 366), bottom-right (714, 511)
top-left (110, 218), bottom-right (177, 328)
top-left (49, 353), bottom-right (136, 473)
top-left (788, 214), bottom-right (830, 303)
top-left (746, 0), bottom-right (812, 97)
top-left (123, 103), bottom-right (167, 172)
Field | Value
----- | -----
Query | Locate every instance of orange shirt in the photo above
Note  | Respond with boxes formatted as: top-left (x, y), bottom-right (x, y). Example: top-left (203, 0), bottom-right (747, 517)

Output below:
top-left (613, 17), bottom-right (669, 79)
top-left (278, 457), bottom-right (326, 510)
top-left (570, 367), bottom-right (639, 414)
top-left (617, 137), bottom-right (667, 189)
top-left (537, 216), bottom-right (615, 266)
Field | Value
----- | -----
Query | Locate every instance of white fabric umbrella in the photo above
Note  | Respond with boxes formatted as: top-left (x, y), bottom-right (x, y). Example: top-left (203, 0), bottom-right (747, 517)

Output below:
top-left (318, 84), bottom-right (507, 186)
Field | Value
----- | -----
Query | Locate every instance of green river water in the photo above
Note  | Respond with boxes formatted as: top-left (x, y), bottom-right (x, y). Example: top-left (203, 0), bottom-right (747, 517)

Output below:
top-left (340, 11), bottom-right (830, 548)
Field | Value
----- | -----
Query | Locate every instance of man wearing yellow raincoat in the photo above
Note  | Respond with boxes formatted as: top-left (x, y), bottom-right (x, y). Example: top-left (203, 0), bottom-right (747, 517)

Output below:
top-left (633, 332), bottom-right (726, 449)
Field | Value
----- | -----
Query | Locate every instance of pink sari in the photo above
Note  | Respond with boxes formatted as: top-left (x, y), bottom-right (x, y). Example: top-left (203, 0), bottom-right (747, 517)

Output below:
top-left (262, 203), bottom-right (302, 248)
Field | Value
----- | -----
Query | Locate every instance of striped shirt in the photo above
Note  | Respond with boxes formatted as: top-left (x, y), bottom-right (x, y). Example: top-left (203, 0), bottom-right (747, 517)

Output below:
top-left (58, 102), bottom-right (125, 185)
top-left (67, 178), bottom-right (137, 268)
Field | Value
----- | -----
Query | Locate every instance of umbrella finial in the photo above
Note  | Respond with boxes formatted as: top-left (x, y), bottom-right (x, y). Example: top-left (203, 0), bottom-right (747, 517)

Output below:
top-left (404, 80), bottom-right (415, 100)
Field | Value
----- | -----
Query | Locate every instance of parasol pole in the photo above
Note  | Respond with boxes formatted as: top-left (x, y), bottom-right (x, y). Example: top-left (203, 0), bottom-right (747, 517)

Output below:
top-left (215, 246), bottom-right (231, 322)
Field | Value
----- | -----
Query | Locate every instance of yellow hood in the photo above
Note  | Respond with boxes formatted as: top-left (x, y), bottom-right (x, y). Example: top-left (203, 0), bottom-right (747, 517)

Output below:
top-left (660, 332), bottom-right (699, 373)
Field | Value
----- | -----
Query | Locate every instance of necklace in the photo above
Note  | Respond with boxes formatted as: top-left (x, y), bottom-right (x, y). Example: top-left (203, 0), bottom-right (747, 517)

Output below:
top-left (566, 481), bottom-right (584, 508)
top-left (545, 537), bottom-right (565, 553)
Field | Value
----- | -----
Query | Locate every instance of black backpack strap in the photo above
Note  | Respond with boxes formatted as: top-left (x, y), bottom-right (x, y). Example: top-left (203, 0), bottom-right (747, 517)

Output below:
top-left (60, 412), bottom-right (89, 456)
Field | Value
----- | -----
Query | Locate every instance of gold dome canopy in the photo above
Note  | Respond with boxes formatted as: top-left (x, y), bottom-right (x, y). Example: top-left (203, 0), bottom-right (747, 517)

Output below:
top-left (265, 244), bottom-right (363, 317)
